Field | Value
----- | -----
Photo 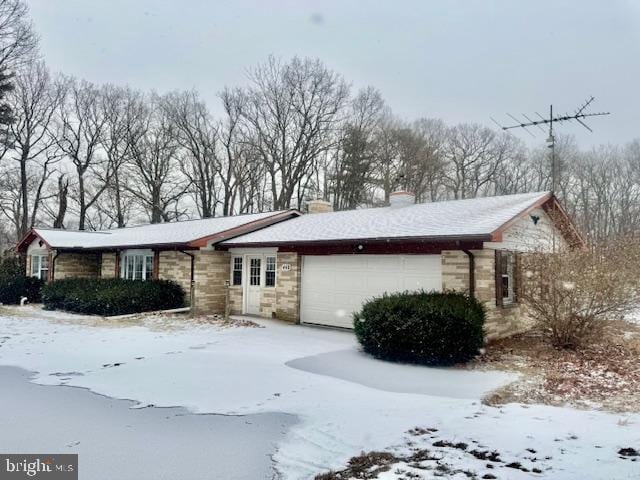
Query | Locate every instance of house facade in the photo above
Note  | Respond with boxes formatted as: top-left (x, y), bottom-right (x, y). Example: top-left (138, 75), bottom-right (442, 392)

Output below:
top-left (17, 191), bottom-right (584, 340)
top-left (18, 210), bottom-right (300, 313)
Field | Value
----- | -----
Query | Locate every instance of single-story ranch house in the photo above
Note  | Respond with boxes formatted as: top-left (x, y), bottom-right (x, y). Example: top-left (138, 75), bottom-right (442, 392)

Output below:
top-left (16, 191), bottom-right (584, 339)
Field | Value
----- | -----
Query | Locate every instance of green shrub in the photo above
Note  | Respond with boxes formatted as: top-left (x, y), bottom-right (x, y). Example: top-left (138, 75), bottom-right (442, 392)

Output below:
top-left (42, 278), bottom-right (185, 316)
top-left (0, 255), bottom-right (44, 304)
top-left (353, 291), bottom-right (485, 366)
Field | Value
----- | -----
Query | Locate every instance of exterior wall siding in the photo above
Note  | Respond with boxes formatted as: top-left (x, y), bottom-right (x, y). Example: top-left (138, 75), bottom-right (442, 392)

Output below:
top-left (158, 251), bottom-right (193, 300)
top-left (229, 286), bottom-right (243, 315)
top-left (485, 207), bottom-right (567, 252)
top-left (442, 249), bottom-right (531, 341)
top-left (192, 250), bottom-right (230, 313)
top-left (274, 252), bottom-right (300, 322)
top-left (101, 253), bottom-right (117, 278)
top-left (54, 252), bottom-right (100, 280)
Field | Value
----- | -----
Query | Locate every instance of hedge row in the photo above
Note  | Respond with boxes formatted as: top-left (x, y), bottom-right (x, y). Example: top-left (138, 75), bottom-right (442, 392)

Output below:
top-left (42, 278), bottom-right (185, 316)
top-left (0, 255), bottom-right (43, 305)
top-left (353, 291), bottom-right (485, 366)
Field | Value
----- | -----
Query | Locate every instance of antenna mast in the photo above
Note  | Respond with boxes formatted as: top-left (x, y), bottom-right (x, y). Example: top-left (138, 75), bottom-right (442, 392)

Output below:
top-left (492, 96), bottom-right (610, 194)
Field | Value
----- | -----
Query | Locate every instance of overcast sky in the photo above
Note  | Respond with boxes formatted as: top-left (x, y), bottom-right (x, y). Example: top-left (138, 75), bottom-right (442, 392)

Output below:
top-left (26, 0), bottom-right (640, 147)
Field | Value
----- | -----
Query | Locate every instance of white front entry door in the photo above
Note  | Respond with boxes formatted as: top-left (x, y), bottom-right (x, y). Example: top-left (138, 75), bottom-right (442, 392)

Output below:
top-left (300, 254), bottom-right (442, 328)
top-left (244, 255), bottom-right (262, 315)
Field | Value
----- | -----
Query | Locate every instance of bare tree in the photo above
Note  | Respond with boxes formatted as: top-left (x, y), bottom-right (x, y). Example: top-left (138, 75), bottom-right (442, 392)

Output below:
top-left (0, 61), bottom-right (62, 239)
top-left (162, 90), bottom-right (219, 218)
top-left (237, 56), bottom-right (349, 209)
top-left (126, 95), bottom-right (188, 223)
top-left (443, 124), bottom-right (516, 199)
top-left (55, 77), bottom-right (109, 230)
top-left (328, 87), bottom-right (386, 210)
top-left (97, 85), bottom-right (143, 227)
top-left (397, 118), bottom-right (447, 203)
top-left (0, 0), bottom-right (36, 70)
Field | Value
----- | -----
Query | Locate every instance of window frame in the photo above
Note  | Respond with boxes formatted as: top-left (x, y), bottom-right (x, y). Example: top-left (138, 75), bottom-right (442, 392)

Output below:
top-left (265, 256), bottom-right (276, 287)
top-left (495, 250), bottom-right (517, 307)
top-left (31, 254), bottom-right (49, 281)
top-left (231, 256), bottom-right (243, 286)
top-left (121, 251), bottom-right (154, 281)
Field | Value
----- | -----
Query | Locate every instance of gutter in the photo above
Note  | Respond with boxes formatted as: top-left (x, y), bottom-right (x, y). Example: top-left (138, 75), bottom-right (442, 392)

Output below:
top-left (462, 249), bottom-right (475, 298)
top-left (220, 234), bottom-right (493, 249)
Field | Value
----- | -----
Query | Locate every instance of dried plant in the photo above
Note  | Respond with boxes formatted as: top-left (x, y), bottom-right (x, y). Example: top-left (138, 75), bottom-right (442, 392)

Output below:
top-left (520, 235), bottom-right (640, 349)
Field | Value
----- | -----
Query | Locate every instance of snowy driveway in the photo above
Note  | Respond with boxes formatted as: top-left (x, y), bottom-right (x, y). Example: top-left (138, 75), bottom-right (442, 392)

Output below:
top-left (0, 307), bottom-right (638, 479)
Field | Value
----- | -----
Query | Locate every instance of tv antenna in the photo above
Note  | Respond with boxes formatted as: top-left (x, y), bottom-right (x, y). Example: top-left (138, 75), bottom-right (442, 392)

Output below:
top-left (491, 96), bottom-right (610, 193)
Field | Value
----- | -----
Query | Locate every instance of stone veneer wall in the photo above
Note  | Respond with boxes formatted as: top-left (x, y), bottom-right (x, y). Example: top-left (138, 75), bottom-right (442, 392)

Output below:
top-left (192, 250), bottom-right (230, 313)
top-left (100, 253), bottom-right (117, 278)
top-left (274, 252), bottom-right (300, 322)
top-left (441, 249), bottom-right (531, 341)
top-left (54, 252), bottom-right (100, 280)
top-left (158, 251), bottom-right (193, 300)
top-left (229, 286), bottom-right (243, 314)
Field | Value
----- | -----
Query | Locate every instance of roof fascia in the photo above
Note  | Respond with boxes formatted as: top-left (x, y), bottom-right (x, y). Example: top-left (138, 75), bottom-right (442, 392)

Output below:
top-left (15, 229), bottom-right (52, 253)
top-left (220, 234), bottom-right (493, 249)
top-left (489, 192), bottom-right (553, 242)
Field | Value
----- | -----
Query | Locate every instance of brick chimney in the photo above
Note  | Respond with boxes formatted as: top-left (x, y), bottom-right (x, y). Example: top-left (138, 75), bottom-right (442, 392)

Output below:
top-left (389, 190), bottom-right (415, 208)
top-left (306, 199), bottom-right (333, 214)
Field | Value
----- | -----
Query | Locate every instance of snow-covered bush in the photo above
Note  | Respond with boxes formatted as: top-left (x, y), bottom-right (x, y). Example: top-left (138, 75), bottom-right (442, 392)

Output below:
top-left (353, 291), bottom-right (485, 366)
top-left (0, 254), bottom-right (43, 304)
top-left (42, 278), bottom-right (185, 315)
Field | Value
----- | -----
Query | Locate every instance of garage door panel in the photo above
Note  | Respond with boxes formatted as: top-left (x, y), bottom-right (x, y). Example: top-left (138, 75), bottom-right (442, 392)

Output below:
top-left (301, 254), bottom-right (442, 328)
top-left (366, 256), bottom-right (402, 271)
top-left (402, 275), bottom-right (440, 291)
top-left (366, 275), bottom-right (402, 294)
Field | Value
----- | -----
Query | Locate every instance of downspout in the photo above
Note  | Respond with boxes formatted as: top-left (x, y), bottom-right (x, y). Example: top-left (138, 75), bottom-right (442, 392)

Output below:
top-left (179, 250), bottom-right (196, 314)
top-left (50, 251), bottom-right (59, 282)
top-left (462, 249), bottom-right (475, 298)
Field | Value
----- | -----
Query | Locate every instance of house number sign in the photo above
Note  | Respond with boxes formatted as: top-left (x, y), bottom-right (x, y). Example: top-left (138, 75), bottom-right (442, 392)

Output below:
top-left (281, 263), bottom-right (291, 271)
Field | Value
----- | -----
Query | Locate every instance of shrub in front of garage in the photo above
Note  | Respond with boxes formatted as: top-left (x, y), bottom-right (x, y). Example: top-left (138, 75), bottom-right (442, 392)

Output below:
top-left (42, 278), bottom-right (185, 316)
top-left (0, 255), bottom-right (43, 304)
top-left (353, 291), bottom-right (485, 366)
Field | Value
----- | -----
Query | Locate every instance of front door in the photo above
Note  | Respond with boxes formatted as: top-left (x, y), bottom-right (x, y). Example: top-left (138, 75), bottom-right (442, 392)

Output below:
top-left (244, 255), bottom-right (262, 315)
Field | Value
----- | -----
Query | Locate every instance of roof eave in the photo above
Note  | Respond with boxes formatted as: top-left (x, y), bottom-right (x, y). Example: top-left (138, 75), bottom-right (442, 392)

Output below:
top-left (221, 234), bottom-right (494, 249)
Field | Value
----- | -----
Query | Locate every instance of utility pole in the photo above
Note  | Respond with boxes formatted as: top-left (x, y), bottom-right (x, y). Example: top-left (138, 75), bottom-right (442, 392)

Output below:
top-left (492, 97), bottom-right (610, 194)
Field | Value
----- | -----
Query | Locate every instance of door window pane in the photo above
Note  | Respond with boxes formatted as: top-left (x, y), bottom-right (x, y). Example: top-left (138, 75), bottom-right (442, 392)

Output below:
top-left (250, 258), bottom-right (261, 286)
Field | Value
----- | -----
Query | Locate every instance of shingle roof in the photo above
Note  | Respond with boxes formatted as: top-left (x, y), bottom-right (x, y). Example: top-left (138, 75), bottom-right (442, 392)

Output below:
top-left (222, 192), bottom-right (552, 245)
top-left (29, 211), bottom-right (294, 250)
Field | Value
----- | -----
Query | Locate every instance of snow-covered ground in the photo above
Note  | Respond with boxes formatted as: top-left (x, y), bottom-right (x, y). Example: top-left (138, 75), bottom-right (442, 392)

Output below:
top-left (0, 307), bottom-right (638, 479)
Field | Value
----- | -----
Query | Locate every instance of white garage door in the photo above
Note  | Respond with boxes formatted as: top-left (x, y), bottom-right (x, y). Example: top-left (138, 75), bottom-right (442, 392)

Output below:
top-left (300, 254), bottom-right (442, 329)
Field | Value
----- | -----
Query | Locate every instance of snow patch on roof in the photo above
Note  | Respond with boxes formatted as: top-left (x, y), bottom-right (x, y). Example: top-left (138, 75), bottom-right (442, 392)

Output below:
top-left (223, 192), bottom-right (551, 245)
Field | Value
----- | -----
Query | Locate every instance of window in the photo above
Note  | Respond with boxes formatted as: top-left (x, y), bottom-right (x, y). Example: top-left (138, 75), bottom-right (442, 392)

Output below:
top-left (31, 254), bottom-right (49, 280)
top-left (265, 256), bottom-right (276, 287)
top-left (122, 253), bottom-right (154, 280)
top-left (496, 250), bottom-right (517, 306)
top-left (249, 257), bottom-right (261, 286)
top-left (232, 257), bottom-right (243, 286)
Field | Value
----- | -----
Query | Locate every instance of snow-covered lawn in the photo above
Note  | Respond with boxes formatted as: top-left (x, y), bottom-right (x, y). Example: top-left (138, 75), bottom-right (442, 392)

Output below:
top-left (0, 306), bottom-right (638, 479)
